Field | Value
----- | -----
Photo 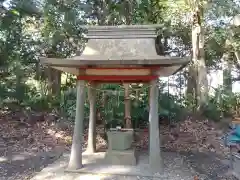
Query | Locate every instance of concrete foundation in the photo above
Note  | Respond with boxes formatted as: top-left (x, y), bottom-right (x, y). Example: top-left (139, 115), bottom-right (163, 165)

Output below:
top-left (104, 149), bottom-right (136, 166)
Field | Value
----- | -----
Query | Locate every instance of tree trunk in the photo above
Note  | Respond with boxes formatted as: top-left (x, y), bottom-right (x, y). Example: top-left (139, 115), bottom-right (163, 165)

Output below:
top-left (15, 60), bottom-right (24, 102)
top-left (235, 51), bottom-right (240, 62)
top-left (222, 53), bottom-right (232, 93)
top-left (52, 68), bottom-right (61, 96)
top-left (186, 64), bottom-right (197, 111)
top-left (35, 61), bottom-right (40, 80)
top-left (186, 64), bottom-right (196, 95)
top-left (190, 6), bottom-right (208, 111)
top-left (229, 15), bottom-right (240, 81)
top-left (46, 67), bottom-right (61, 97)
top-left (45, 49), bottom-right (61, 97)
top-left (197, 26), bottom-right (208, 109)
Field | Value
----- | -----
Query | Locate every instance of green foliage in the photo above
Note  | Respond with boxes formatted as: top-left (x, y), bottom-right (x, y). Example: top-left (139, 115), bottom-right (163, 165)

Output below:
top-left (22, 94), bottom-right (59, 111)
top-left (159, 93), bottom-right (184, 122)
top-left (0, 0), bottom-right (240, 127)
top-left (202, 87), bottom-right (240, 121)
top-left (60, 87), bottom-right (78, 121)
top-left (205, 26), bottom-right (227, 69)
top-left (183, 93), bottom-right (198, 112)
top-left (202, 101), bottom-right (222, 121)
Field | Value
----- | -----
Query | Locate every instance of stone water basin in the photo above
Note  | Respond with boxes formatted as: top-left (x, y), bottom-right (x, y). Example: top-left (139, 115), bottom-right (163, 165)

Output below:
top-left (107, 129), bottom-right (134, 150)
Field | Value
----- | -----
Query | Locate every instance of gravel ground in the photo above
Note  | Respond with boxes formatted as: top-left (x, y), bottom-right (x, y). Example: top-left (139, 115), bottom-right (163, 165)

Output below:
top-left (0, 152), bottom-right (236, 180)
top-left (30, 151), bottom-right (202, 180)
top-left (181, 151), bottom-right (238, 180)
top-left (0, 150), bottom-right (62, 180)
top-left (0, 111), bottom-right (236, 180)
top-left (0, 147), bottom-right (237, 180)
top-left (0, 147), bottom-right (238, 180)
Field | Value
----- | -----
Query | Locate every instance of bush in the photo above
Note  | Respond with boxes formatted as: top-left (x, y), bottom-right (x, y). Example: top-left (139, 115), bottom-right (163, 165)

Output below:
top-left (202, 101), bottom-right (222, 121)
top-left (202, 87), bottom-right (240, 121)
top-left (158, 93), bottom-right (184, 123)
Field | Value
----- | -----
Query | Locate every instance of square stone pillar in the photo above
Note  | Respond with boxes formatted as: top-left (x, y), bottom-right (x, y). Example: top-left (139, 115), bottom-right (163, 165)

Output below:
top-left (148, 79), bottom-right (163, 172)
top-left (68, 80), bottom-right (86, 170)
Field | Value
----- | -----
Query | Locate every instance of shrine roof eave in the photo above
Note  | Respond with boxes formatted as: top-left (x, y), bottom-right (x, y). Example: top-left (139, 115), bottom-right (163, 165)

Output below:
top-left (40, 56), bottom-right (190, 67)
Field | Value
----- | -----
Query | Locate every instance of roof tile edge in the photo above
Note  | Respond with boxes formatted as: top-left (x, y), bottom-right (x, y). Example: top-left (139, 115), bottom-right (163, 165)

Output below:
top-left (81, 25), bottom-right (163, 39)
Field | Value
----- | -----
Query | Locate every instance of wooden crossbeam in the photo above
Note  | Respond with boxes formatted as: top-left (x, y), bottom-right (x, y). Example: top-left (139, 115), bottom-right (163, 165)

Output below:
top-left (78, 65), bottom-right (161, 70)
top-left (77, 75), bottom-right (158, 82)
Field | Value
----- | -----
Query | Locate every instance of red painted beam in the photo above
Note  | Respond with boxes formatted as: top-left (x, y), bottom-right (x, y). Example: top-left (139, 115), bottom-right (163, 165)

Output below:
top-left (77, 75), bottom-right (158, 82)
top-left (90, 80), bottom-right (152, 83)
top-left (78, 66), bottom-right (161, 70)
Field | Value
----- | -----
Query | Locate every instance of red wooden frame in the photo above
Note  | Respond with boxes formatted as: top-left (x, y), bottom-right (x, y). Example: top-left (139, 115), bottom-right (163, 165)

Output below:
top-left (79, 66), bottom-right (161, 70)
top-left (77, 75), bottom-right (158, 82)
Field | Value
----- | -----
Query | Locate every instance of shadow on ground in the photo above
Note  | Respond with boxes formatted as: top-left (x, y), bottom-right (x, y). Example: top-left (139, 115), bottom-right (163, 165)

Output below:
top-left (0, 150), bottom-right (62, 180)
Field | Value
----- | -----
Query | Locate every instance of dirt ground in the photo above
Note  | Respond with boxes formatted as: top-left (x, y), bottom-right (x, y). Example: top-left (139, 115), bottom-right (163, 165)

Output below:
top-left (0, 110), bottom-right (237, 179)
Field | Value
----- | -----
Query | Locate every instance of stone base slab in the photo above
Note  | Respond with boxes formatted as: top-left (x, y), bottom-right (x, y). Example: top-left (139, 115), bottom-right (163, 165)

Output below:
top-left (104, 149), bottom-right (136, 166)
top-left (31, 152), bottom-right (198, 179)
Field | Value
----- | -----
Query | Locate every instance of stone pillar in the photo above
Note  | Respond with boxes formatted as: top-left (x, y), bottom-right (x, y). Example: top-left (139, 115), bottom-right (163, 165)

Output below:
top-left (124, 83), bottom-right (132, 128)
top-left (148, 79), bottom-right (163, 172)
top-left (86, 83), bottom-right (97, 153)
top-left (68, 80), bottom-right (86, 170)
